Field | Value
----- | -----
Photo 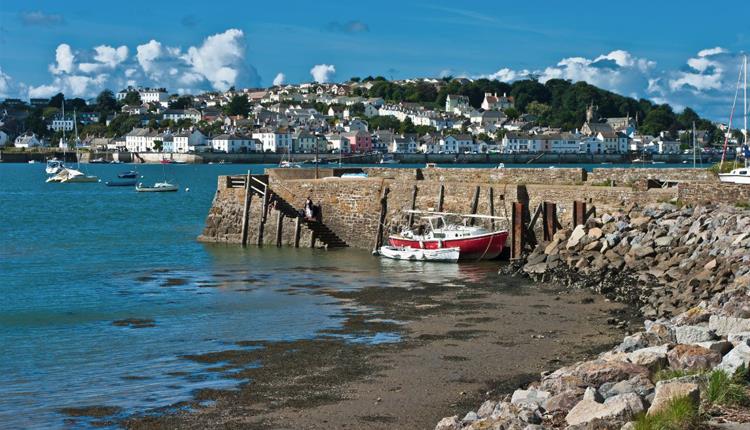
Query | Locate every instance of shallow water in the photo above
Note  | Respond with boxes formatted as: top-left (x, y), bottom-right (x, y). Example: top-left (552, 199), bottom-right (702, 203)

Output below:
top-left (0, 163), bottom-right (504, 428)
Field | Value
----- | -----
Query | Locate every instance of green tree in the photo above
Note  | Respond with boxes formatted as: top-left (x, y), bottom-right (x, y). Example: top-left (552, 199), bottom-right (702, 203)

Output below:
top-left (399, 117), bottom-right (416, 134)
top-left (95, 90), bottom-right (118, 113)
top-left (349, 77), bottom-right (361, 82)
top-left (225, 95), bottom-right (250, 116)
top-left (169, 96), bottom-right (194, 109)
top-left (123, 91), bottom-right (142, 105)
top-left (49, 93), bottom-right (65, 108)
top-left (68, 98), bottom-right (87, 111)
top-left (641, 105), bottom-right (676, 136)
top-left (349, 103), bottom-right (365, 117)
top-left (526, 101), bottom-right (551, 118)
top-left (504, 107), bottom-right (520, 121)
top-left (153, 140), bottom-right (163, 152)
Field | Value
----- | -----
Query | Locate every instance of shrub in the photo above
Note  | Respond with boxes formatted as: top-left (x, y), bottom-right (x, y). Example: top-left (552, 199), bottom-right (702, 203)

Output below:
top-left (652, 368), bottom-right (701, 383)
top-left (633, 395), bottom-right (700, 430)
top-left (705, 369), bottom-right (748, 406)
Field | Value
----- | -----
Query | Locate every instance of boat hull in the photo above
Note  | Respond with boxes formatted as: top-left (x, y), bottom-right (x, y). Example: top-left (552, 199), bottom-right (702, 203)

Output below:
top-left (136, 185), bottom-right (178, 192)
top-left (719, 175), bottom-right (750, 184)
top-left (388, 230), bottom-right (508, 260)
top-left (379, 246), bottom-right (459, 262)
top-left (106, 180), bottom-right (137, 187)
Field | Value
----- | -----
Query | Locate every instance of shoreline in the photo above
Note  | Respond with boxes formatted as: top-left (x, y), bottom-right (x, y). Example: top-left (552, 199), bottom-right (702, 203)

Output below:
top-left (62, 270), bottom-right (636, 429)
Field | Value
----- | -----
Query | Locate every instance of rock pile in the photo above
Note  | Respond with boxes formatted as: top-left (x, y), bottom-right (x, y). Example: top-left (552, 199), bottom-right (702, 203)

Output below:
top-left (436, 203), bottom-right (750, 429)
top-left (510, 203), bottom-right (750, 318)
top-left (436, 299), bottom-right (750, 429)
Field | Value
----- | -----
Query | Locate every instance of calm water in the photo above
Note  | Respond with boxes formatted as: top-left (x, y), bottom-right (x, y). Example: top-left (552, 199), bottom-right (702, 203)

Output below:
top-left (0, 161), bottom-right (692, 428)
top-left (0, 163), bottom-right (493, 429)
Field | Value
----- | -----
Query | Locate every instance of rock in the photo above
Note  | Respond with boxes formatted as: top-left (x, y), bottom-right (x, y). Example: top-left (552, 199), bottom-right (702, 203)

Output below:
top-left (435, 415), bottom-right (460, 430)
top-left (716, 342), bottom-right (750, 375)
top-left (599, 375), bottom-right (654, 400)
top-left (654, 236), bottom-right (673, 247)
top-left (704, 259), bottom-right (718, 270)
top-left (709, 315), bottom-right (750, 336)
top-left (565, 388), bottom-right (644, 426)
top-left (645, 321), bottom-right (676, 343)
top-left (462, 411), bottom-right (478, 424)
top-left (476, 400), bottom-right (497, 418)
top-left (588, 227), bottom-right (603, 240)
top-left (543, 390), bottom-right (581, 413)
top-left (667, 344), bottom-right (722, 371)
top-left (517, 407), bottom-right (542, 424)
top-left (627, 345), bottom-right (668, 370)
top-left (544, 239), bottom-right (561, 255)
top-left (674, 325), bottom-right (717, 344)
top-left (524, 262), bottom-right (548, 275)
top-left (694, 340), bottom-right (734, 355)
top-left (511, 388), bottom-right (551, 409)
top-left (621, 423), bottom-right (635, 430)
top-left (727, 332), bottom-right (750, 345)
top-left (490, 401), bottom-right (515, 420)
top-left (631, 216), bottom-right (652, 230)
top-left (568, 225), bottom-right (587, 249)
top-left (616, 333), bottom-right (649, 353)
top-left (630, 245), bottom-right (655, 258)
top-left (647, 380), bottom-right (699, 415)
top-left (673, 306), bottom-right (711, 325)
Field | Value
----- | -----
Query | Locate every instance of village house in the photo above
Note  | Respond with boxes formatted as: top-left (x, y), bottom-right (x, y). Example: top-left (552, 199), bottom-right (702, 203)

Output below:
top-left (326, 134), bottom-right (350, 154)
top-left (390, 136), bottom-right (418, 153)
top-left (210, 134), bottom-right (255, 153)
top-left (343, 130), bottom-right (373, 153)
top-left (252, 129), bottom-right (293, 153)
top-left (173, 130), bottom-right (206, 153)
top-left (14, 133), bottom-right (44, 148)
top-left (480, 92), bottom-right (513, 111)
top-left (125, 128), bottom-right (167, 152)
top-left (47, 115), bottom-right (74, 132)
top-left (445, 94), bottom-right (470, 114)
top-left (162, 108), bottom-right (201, 123)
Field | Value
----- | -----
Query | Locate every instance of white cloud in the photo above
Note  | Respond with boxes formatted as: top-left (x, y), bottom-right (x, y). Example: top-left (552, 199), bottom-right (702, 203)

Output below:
top-left (79, 45), bottom-right (128, 73)
top-left (273, 73), bottom-right (286, 86)
top-left (49, 44), bottom-right (75, 75)
top-left (136, 40), bottom-right (163, 77)
top-left (0, 67), bottom-right (12, 97)
top-left (182, 28), bottom-right (247, 91)
top-left (310, 64), bottom-right (336, 83)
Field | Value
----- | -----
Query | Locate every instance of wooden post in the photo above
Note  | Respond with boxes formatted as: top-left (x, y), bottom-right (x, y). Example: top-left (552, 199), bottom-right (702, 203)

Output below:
top-left (275, 210), bottom-right (284, 247)
top-left (437, 184), bottom-right (445, 212)
top-left (240, 171), bottom-right (253, 247)
top-left (573, 200), bottom-right (586, 227)
top-left (309, 229), bottom-right (317, 248)
top-left (511, 202), bottom-right (525, 260)
top-left (373, 187), bottom-right (390, 252)
top-left (256, 185), bottom-right (269, 246)
top-left (488, 187), bottom-right (495, 229)
top-left (407, 184), bottom-right (418, 227)
top-left (293, 217), bottom-right (302, 248)
top-left (542, 202), bottom-right (557, 241)
top-left (469, 186), bottom-right (480, 226)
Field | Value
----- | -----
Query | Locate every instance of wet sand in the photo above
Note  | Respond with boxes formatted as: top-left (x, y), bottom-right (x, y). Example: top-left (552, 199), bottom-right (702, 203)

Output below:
top-left (115, 268), bottom-right (635, 430)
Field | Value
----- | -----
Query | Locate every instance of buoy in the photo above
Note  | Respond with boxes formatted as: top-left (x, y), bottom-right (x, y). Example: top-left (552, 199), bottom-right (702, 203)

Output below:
top-left (185, 187), bottom-right (190, 192)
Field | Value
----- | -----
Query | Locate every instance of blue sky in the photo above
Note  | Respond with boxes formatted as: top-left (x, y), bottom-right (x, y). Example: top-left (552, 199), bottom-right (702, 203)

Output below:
top-left (0, 0), bottom-right (748, 119)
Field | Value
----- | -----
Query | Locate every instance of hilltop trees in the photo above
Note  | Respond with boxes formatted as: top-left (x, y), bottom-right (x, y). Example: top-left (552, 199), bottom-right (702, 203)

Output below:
top-left (225, 95), bottom-right (250, 117)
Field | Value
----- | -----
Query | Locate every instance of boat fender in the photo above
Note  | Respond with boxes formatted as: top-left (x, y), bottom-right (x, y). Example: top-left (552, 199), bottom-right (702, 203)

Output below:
top-left (185, 187), bottom-right (190, 192)
top-left (419, 240), bottom-right (424, 249)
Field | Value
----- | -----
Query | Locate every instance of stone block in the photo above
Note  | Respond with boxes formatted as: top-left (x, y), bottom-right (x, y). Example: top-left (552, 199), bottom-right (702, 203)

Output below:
top-left (647, 380), bottom-right (699, 416)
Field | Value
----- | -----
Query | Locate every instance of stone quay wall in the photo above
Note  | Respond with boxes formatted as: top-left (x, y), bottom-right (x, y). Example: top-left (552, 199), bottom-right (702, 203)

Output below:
top-left (587, 168), bottom-right (718, 186)
top-left (678, 182), bottom-right (750, 205)
top-left (419, 167), bottom-right (586, 185)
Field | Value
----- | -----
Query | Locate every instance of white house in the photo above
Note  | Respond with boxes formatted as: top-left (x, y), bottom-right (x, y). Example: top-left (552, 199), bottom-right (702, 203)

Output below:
top-left (501, 133), bottom-right (545, 153)
top-left (252, 129), bottom-right (293, 153)
top-left (14, 133), bottom-right (44, 148)
top-left (390, 136), bottom-right (418, 153)
top-left (440, 135), bottom-right (474, 153)
top-left (125, 128), bottom-right (164, 152)
top-left (173, 130), bottom-right (206, 153)
top-left (654, 138), bottom-right (681, 154)
top-left (48, 115), bottom-right (74, 132)
top-left (481, 92), bottom-right (513, 111)
top-left (445, 94), bottom-right (470, 114)
top-left (327, 135), bottom-right (350, 154)
top-left (210, 134), bottom-right (255, 153)
top-left (294, 132), bottom-right (326, 153)
top-left (363, 104), bottom-right (380, 118)
top-left (162, 108), bottom-right (201, 123)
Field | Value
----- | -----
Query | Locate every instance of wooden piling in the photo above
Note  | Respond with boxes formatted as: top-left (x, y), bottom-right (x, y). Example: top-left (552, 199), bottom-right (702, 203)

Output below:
top-left (542, 202), bottom-right (557, 241)
top-left (437, 184), bottom-right (445, 212)
top-left (256, 185), bottom-right (269, 246)
top-left (469, 186), bottom-right (480, 226)
top-left (275, 210), bottom-right (284, 247)
top-left (511, 202), bottom-right (525, 259)
top-left (240, 171), bottom-right (253, 247)
top-left (293, 217), bottom-right (301, 248)
top-left (407, 185), bottom-right (418, 227)
top-left (488, 187), bottom-right (495, 229)
top-left (573, 200), bottom-right (586, 227)
top-left (373, 187), bottom-right (390, 252)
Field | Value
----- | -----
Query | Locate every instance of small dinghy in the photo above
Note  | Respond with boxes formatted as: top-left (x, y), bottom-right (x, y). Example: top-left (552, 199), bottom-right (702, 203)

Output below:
top-left (105, 179), bottom-right (137, 187)
top-left (136, 181), bottom-right (179, 192)
top-left (378, 245), bottom-right (460, 262)
top-left (118, 170), bottom-right (139, 178)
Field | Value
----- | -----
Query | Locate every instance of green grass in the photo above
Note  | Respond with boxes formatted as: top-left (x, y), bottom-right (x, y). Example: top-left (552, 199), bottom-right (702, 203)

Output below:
top-left (708, 161), bottom-right (742, 174)
top-left (652, 368), bottom-right (702, 383)
top-left (705, 369), bottom-right (748, 406)
top-left (735, 201), bottom-right (750, 209)
top-left (633, 395), bottom-right (700, 430)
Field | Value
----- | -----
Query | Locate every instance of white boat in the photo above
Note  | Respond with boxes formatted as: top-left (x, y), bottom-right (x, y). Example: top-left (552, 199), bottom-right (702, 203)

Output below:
top-left (46, 167), bottom-right (98, 183)
top-left (28, 160), bottom-right (38, 164)
top-left (496, 163), bottom-right (505, 169)
top-left (378, 245), bottom-right (460, 262)
top-left (379, 154), bottom-right (399, 164)
top-left (719, 167), bottom-right (750, 184)
top-left (136, 182), bottom-right (179, 192)
top-left (46, 158), bottom-right (65, 174)
top-left (279, 160), bottom-right (302, 168)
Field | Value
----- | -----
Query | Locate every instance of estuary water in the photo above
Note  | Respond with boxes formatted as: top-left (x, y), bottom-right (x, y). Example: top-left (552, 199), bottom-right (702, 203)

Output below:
top-left (0, 162), bottom-right (685, 428)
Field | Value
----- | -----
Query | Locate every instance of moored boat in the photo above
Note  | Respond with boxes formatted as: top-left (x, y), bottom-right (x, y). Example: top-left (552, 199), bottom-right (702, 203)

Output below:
top-left (136, 182), bottom-right (179, 192)
top-left (105, 179), bottom-right (137, 187)
top-left (118, 170), bottom-right (139, 178)
top-left (388, 213), bottom-right (508, 260)
top-left (379, 245), bottom-right (460, 262)
top-left (279, 160), bottom-right (302, 168)
top-left (90, 157), bottom-right (107, 163)
top-left (719, 167), bottom-right (750, 184)
top-left (46, 158), bottom-right (64, 174)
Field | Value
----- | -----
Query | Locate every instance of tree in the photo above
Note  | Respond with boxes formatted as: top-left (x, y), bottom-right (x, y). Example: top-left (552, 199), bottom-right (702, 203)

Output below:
top-left (68, 98), bottom-right (87, 111)
top-left (153, 140), bottom-right (163, 152)
top-left (349, 77), bottom-right (361, 82)
top-left (504, 107), bottom-right (520, 121)
top-left (399, 117), bottom-right (415, 134)
top-left (49, 93), bottom-right (65, 108)
top-left (526, 101), bottom-right (551, 118)
top-left (169, 96), bottom-right (194, 109)
top-left (123, 91), bottom-right (142, 105)
top-left (95, 90), bottom-right (117, 113)
top-left (641, 105), bottom-right (676, 136)
top-left (225, 95), bottom-right (250, 116)
top-left (349, 103), bottom-right (365, 117)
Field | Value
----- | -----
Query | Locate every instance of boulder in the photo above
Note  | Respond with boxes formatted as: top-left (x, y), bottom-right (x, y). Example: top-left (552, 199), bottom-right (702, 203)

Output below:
top-left (693, 340), bottom-right (734, 355)
top-left (543, 390), bottom-right (581, 413)
top-left (599, 375), bottom-right (654, 400)
top-left (645, 321), bottom-right (676, 343)
top-left (727, 332), bottom-right (750, 345)
top-left (435, 415), bottom-right (460, 430)
top-left (654, 236), bottom-right (673, 247)
top-left (544, 239), bottom-right (561, 255)
top-left (567, 225), bottom-right (587, 249)
top-left (631, 216), bottom-right (652, 230)
top-left (647, 380), bottom-right (699, 415)
top-left (626, 345), bottom-right (668, 370)
top-left (716, 342), bottom-right (750, 375)
top-left (573, 359), bottom-right (650, 387)
top-left (674, 325), bottom-right (717, 344)
top-left (565, 388), bottom-right (644, 426)
top-left (667, 344), bottom-right (721, 371)
top-left (709, 315), bottom-right (750, 336)
top-left (588, 227), bottom-right (603, 240)
top-left (461, 411), bottom-right (478, 424)
top-left (630, 245), bottom-right (655, 259)
top-left (511, 388), bottom-right (551, 409)
top-left (476, 400), bottom-right (497, 418)
top-left (673, 306), bottom-right (711, 325)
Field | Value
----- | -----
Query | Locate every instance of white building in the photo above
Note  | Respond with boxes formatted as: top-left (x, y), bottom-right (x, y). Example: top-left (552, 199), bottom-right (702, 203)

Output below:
top-left (48, 115), bottom-right (75, 132)
top-left (14, 133), bottom-right (44, 148)
top-left (445, 94), bottom-right (470, 114)
top-left (210, 134), bottom-right (255, 153)
top-left (440, 135), bottom-right (474, 153)
top-left (116, 87), bottom-right (169, 106)
top-left (173, 130), bottom-right (206, 153)
top-left (125, 128), bottom-right (165, 152)
top-left (252, 129), bottom-right (293, 153)
top-left (327, 135), bottom-right (350, 154)
top-left (481, 92), bottom-right (513, 111)
top-left (162, 108), bottom-right (201, 123)
top-left (390, 136), bottom-right (418, 153)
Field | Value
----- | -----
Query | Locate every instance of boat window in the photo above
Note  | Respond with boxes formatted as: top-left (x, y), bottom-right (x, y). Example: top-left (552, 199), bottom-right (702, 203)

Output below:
top-left (740, 171), bottom-right (747, 175)
top-left (433, 233), bottom-right (445, 239)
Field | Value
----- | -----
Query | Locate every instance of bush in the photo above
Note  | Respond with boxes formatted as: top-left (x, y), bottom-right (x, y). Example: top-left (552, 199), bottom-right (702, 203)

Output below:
top-left (652, 368), bottom-right (701, 383)
top-left (707, 161), bottom-right (742, 174)
top-left (633, 395), bottom-right (700, 430)
top-left (705, 369), bottom-right (748, 406)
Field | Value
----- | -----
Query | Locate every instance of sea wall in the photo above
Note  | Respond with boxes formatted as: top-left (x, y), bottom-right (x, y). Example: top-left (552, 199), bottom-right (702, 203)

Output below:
top-left (419, 167), bottom-right (586, 185)
top-left (587, 168), bottom-right (718, 186)
top-left (678, 182), bottom-right (750, 205)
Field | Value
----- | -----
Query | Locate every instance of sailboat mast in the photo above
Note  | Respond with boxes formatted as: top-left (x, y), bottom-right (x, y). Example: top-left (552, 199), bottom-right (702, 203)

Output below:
top-left (61, 97), bottom-right (66, 148)
top-left (744, 55), bottom-right (748, 147)
top-left (693, 121), bottom-right (696, 168)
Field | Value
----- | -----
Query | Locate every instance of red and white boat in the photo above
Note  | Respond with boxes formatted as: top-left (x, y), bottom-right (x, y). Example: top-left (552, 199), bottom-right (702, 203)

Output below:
top-left (388, 214), bottom-right (508, 260)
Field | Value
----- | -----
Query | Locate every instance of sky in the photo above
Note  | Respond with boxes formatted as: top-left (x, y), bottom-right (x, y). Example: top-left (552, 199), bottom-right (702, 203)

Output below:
top-left (0, 0), bottom-right (748, 120)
